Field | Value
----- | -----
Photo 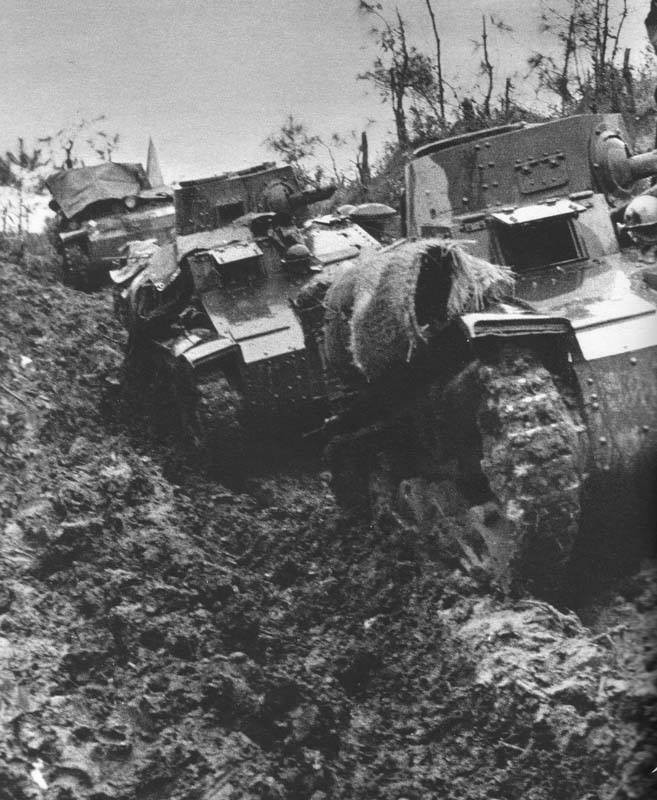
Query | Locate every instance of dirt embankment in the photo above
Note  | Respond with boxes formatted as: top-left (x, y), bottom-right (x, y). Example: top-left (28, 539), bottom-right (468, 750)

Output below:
top-left (0, 246), bottom-right (656, 799)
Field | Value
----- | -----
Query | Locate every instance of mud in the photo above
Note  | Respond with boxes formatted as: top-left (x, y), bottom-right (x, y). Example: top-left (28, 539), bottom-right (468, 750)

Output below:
top-left (0, 244), bottom-right (656, 799)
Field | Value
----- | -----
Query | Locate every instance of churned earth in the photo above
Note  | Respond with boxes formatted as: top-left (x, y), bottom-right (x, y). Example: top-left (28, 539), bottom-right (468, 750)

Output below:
top-left (0, 241), bottom-right (656, 800)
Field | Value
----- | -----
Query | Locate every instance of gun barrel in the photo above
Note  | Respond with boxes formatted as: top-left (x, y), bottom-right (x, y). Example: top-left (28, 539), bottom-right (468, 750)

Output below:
top-left (627, 150), bottom-right (657, 182)
top-left (297, 185), bottom-right (337, 205)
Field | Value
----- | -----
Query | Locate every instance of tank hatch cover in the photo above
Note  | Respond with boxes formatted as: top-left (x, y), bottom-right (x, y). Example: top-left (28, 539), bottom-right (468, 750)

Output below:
top-left (491, 199), bottom-right (586, 226)
top-left (208, 241), bottom-right (263, 264)
top-left (516, 153), bottom-right (569, 194)
top-left (305, 220), bottom-right (380, 265)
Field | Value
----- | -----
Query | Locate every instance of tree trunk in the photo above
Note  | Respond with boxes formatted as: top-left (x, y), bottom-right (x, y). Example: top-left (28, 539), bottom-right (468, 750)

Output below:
top-left (359, 131), bottom-right (371, 188)
top-left (622, 48), bottom-right (636, 114)
top-left (425, 0), bottom-right (445, 120)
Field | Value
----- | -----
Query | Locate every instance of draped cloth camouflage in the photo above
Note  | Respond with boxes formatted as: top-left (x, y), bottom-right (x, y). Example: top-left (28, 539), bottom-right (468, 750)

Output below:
top-left (322, 238), bottom-right (514, 382)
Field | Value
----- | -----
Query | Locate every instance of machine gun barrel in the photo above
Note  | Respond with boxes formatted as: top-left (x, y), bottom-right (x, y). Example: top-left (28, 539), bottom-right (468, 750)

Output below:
top-left (59, 227), bottom-right (87, 245)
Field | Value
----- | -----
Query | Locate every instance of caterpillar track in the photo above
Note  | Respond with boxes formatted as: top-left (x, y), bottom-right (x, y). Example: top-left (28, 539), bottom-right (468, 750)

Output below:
top-left (192, 373), bottom-right (245, 469)
top-left (326, 347), bottom-right (589, 598)
top-left (120, 345), bottom-right (245, 470)
top-left (473, 349), bottom-right (587, 597)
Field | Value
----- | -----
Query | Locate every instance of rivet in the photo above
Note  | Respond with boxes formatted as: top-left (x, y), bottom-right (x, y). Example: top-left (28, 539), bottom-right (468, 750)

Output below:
top-left (592, 402), bottom-right (600, 410)
top-left (485, 141), bottom-right (491, 148)
top-left (629, 356), bottom-right (637, 365)
top-left (590, 394), bottom-right (598, 401)
top-left (475, 144), bottom-right (481, 150)
top-left (586, 377), bottom-right (594, 385)
top-left (463, 197), bottom-right (469, 204)
top-left (482, 184), bottom-right (489, 190)
top-left (603, 464), bottom-right (611, 472)
top-left (593, 162), bottom-right (599, 169)
top-left (599, 436), bottom-right (607, 445)
top-left (492, 181), bottom-right (499, 187)
top-left (642, 425), bottom-right (650, 433)
top-left (488, 161), bottom-right (495, 167)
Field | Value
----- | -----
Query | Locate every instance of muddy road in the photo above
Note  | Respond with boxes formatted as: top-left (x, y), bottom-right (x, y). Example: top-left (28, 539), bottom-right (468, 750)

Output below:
top-left (0, 244), bottom-right (656, 799)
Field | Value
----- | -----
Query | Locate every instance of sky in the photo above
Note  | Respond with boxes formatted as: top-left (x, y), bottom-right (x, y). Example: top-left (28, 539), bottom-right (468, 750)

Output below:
top-left (0, 0), bottom-right (648, 184)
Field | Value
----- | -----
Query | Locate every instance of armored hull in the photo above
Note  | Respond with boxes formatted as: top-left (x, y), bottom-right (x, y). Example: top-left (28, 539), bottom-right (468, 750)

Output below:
top-left (114, 161), bottom-right (382, 459)
top-left (321, 114), bottom-right (657, 598)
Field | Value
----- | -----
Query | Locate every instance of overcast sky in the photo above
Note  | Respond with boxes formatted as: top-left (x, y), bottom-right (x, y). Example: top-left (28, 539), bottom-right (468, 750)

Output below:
top-left (0, 0), bottom-right (647, 183)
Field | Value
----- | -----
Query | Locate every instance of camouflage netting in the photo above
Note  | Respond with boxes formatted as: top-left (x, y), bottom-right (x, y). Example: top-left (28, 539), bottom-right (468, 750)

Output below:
top-left (323, 238), bottom-right (514, 382)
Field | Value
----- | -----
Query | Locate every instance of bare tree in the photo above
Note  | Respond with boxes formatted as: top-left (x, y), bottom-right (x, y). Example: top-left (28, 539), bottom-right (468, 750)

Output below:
top-left (358, 2), bottom-right (413, 149)
top-left (424, 0), bottom-right (445, 120)
top-left (479, 16), bottom-right (494, 118)
top-left (530, 0), bottom-right (631, 113)
top-left (40, 115), bottom-right (120, 170)
top-left (265, 116), bottom-right (351, 189)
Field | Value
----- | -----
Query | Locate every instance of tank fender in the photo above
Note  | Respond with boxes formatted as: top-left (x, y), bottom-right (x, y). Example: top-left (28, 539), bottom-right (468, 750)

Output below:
top-left (155, 332), bottom-right (241, 370)
top-left (457, 312), bottom-right (581, 357)
top-left (180, 336), bottom-right (241, 370)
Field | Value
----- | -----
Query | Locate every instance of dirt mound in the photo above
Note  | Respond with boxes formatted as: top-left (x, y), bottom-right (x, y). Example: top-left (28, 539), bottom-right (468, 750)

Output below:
top-left (0, 245), bottom-right (655, 799)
